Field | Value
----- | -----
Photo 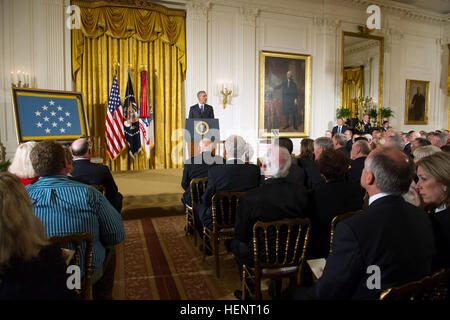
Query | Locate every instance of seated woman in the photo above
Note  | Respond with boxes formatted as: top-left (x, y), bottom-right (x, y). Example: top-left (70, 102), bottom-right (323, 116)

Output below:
top-left (0, 172), bottom-right (77, 300)
top-left (297, 138), bottom-right (324, 190)
top-left (307, 149), bottom-right (364, 258)
top-left (8, 141), bottom-right (38, 186)
top-left (413, 152), bottom-right (450, 270)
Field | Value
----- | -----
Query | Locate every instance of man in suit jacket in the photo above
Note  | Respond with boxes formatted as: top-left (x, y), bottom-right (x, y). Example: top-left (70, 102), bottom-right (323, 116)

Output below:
top-left (404, 130), bottom-right (421, 157)
top-left (344, 129), bottom-right (353, 153)
top-left (347, 140), bottom-right (371, 183)
top-left (232, 145), bottom-right (308, 299)
top-left (331, 118), bottom-right (349, 137)
top-left (358, 114), bottom-right (371, 135)
top-left (332, 133), bottom-right (350, 158)
top-left (188, 91), bottom-right (215, 119)
top-left (276, 137), bottom-right (305, 186)
top-left (71, 138), bottom-right (123, 213)
top-left (181, 139), bottom-right (224, 207)
top-left (195, 135), bottom-right (261, 233)
top-left (293, 147), bottom-right (435, 299)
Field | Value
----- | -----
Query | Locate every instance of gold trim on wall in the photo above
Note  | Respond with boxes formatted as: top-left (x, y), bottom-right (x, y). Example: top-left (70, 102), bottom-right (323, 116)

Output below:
top-left (405, 79), bottom-right (429, 125)
top-left (341, 31), bottom-right (384, 120)
top-left (259, 51), bottom-right (311, 138)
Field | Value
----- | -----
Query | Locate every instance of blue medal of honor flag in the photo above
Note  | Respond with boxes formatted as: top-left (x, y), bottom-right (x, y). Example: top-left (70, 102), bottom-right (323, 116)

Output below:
top-left (13, 90), bottom-right (87, 142)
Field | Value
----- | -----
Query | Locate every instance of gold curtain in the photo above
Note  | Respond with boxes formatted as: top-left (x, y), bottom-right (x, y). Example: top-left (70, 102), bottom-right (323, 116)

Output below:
top-left (71, 1), bottom-right (186, 171)
top-left (342, 67), bottom-right (364, 116)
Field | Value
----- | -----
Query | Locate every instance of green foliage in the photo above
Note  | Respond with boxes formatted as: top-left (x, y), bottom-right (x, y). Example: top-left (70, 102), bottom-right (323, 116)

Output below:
top-left (0, 159), bottom-right (11, 172)
top-left (336, 107), bottom-right (352, 119)
top-left (368, 108), bottom-right (378, 119)
top-left (380, 107), bottom-right (394, 119)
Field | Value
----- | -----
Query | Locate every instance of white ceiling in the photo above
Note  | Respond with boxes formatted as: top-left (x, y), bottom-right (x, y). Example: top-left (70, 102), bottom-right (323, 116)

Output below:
top-left (389, 0), bottom-right (450, 14)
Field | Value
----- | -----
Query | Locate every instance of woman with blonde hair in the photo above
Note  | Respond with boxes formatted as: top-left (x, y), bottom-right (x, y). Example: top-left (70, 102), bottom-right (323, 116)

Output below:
top-left (0, 172), bottom-right (76, 299)
top-left (413, 152), bottom-right (450, 269)
top-left (8, 141), bottom-right (38, 185)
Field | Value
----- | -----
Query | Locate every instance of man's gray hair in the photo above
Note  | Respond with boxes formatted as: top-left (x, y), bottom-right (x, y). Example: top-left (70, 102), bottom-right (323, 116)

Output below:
top-left (385, 133), bottom-right (405, 151)
top-left (333, 133), bottom-right (347, 147)
top-left (264, 145), bottom-right (291, 178)
top-left (197, 90), bottom-right (206, 97)
top-left (314, 137), bottom-right (333, 151)
top-left (413, 145), bottom-right (441, 161)
top-left (364, 148), bottom-right (414, 195)
top-left (354, 140), bottom-right (371, 155)
top-left (437, 132), bottom-right (448, 147)
top-left (225, 135), bottom-right (247, 159)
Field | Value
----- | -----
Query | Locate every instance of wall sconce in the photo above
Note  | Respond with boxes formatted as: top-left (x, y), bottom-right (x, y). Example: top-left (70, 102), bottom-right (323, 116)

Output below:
top-left (216, 80), bottom-right (236, 109)
top-left (11, 70), bottom-right (32, 88)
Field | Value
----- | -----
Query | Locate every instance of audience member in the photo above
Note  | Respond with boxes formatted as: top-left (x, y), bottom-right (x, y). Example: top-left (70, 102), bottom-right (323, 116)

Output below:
top-left (298, 138), bottom-right (324, 190)
top-left (332, 133), bottom-right (350, 158)
top-left (384, 132), bottom-right (405, 151)
top-left (347, 140), bottom-right (371, 183)
top-left (308, 149), bottom-right (364, 258)
top-left (275, 138), bottom-right (305, 187)
top-left (195, 135), bottom-right (260, 240)
top-left (411, 137), bottom-right (431, 155)
top-left (352, 134), bottom-right (360, 143)
top-left (381, 120), bottom-right (389, 132)
top-left (331, 118), bottom-right (349, 136)
top-left (26, 140), bottom-right (125, 300)
top-left (314, 137), bottom-right (333, 161)
top-left (363, 134), bottom-right (373, 144)
top-left (370, 136), bottom-right (385, 150)
top-left (293, 147), bottom-right (435, 299)
top-left (344, 129), bottom-right (353, 153)
top-left (181, 139), bottom-right (224, 207)
top-left (63, 146), bottom-right (74, 176)
top-left (325, 130), bottom-right (332, 139)
top-left (414, 152), bottom-right (450, 270)
top-left (71, 138), bottom-right (123, 213)
top-left (298, 138), bottom-right (315, 162)
top-left (359, 114), bottom-right (371, 134)
top-left (403, 145), bottom-right (441, 205)
top-left (429, 132), bottom-right (448, 148)
top-left (0, 172), bottom-right (76, 300)
top-left (232, 145), bottom-right (308, 300)
top-left (8, 141), bottom-right (38, 186)
top-left (371, 129), bottom-right (381, 138)
top-left (404, 131), bottom-right (421, 157)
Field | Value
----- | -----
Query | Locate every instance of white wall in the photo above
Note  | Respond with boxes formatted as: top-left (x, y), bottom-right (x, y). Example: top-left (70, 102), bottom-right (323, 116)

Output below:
top-left (0, 0), bottom-right (71, 159)
top-left (1, 0), bottom-right (449, 159)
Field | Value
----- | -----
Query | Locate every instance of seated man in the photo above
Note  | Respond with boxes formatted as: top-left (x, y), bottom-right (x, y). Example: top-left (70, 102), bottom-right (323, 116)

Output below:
top-left (275, 137), bottom-right (305, 187)
top-left (70, 138), bottom-right (123, 213)
top-left (293, 147), bottom-right (435, 299)
top-left (331, 118), bottom-right (349, 137)
top-left (347, 140), bottom-right (371, 183)
top-left (232, 145), bottom-right (308, 299)
top-left (299, 137), bottom-right (333, 190)
top-left (27, 140), bottom-right (125, 300)
top-left (195, 135), bottom-right (261, 235)
top-left (181, 139), bottom-right (224, 207)
top-left (332, 133), bottom-right (350, 158)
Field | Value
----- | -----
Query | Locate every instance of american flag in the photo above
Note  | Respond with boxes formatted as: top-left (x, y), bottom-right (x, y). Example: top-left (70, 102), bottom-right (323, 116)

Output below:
top-left (105, 75), bottom-right (126, 160)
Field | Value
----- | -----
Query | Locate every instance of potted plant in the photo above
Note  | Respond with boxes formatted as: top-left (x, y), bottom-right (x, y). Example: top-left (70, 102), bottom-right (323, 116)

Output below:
top-left (336, 106), bottom-right (352, 121)
top-left (368, 108), bottom-right (378, 126)
top-left (0, 159), bottom-right (11, 172)
top-left (380, 107), bottom-right (394, 121)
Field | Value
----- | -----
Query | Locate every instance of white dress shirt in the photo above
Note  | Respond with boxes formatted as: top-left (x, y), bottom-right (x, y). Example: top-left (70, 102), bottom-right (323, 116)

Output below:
top-left (368, 193), bottom-right (391, 206)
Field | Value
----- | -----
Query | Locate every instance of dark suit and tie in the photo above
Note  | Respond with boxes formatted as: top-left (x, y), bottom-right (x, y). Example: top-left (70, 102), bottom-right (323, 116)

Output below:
top-left (195, 159), bottom-right (261, 232)
top-left (296, 195), bottom-right (435, 299)
top-left (71, 159), bottom-right (123, 212)
top-left (188, 103), bottom-right (215, 119)
top-left (332, 125), bottom-right (349, 137)
top-left (347, 156), bottom-right (367, 183)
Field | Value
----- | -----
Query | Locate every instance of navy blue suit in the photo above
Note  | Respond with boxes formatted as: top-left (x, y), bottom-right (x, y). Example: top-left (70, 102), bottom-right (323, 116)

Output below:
top-left (188, 103), bottom-right (215, 119)
top-left (296, 195), bottom-right (435, 300)
top-left (196, 159), bottom-right (261, 230)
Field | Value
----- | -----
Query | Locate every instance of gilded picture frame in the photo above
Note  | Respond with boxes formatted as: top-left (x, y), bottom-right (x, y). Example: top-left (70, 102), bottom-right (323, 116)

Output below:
top-left (405, 79), bottom-right (429, 125)
top-left (11, 87), bottom-right (89, 143)
top-left (259, 51), bottom-right (311, 138)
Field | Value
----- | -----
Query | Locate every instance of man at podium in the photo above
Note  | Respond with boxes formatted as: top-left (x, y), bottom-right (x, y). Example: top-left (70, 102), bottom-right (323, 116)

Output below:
top-left (188, 91), bottom-right (215, 119)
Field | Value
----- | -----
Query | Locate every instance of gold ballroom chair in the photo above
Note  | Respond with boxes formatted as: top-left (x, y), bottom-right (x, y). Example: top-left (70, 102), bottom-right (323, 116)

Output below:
top-left (380, 268), bottom-right (450, 300)
top-left (203, 192), bottom-right (244, 278)
top-left (49, 232), bottom-right (94, 300)
top-left (185, 177), bottom-right (208, 246)
top-left (241, 218), bottom-right (311, 300)
top-left (329, 210), bottom-right (362, 255)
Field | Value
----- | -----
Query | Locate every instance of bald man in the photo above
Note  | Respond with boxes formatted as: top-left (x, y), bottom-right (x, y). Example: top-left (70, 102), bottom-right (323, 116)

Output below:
top-left (181, 139), bottom-right (224, 208)
top-left (71, 138), bottom-right (122, 213)
top-left (293, 147), bottom-right (435, 300)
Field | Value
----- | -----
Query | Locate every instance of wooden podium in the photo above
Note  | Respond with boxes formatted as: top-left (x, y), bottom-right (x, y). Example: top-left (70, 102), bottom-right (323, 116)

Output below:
top-left (185, 118), bottom-right (220, 158)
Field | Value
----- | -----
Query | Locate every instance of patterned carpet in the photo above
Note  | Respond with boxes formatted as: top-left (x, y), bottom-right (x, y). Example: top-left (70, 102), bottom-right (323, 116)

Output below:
top-left (112, 215), bottom-right (244, 300)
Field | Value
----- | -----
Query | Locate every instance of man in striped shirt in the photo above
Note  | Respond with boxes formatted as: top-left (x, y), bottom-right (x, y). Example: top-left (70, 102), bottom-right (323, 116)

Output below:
top-left (27, 140), bottom-right (125, 299)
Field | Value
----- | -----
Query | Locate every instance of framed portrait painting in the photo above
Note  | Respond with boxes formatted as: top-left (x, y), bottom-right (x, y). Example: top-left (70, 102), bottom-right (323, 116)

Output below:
top-left (404, 79), bottom-right (429, 125)
top-left (11, 87), bottom-right (89, 143)
top-left (259, 51), bottom-right (311, 138)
